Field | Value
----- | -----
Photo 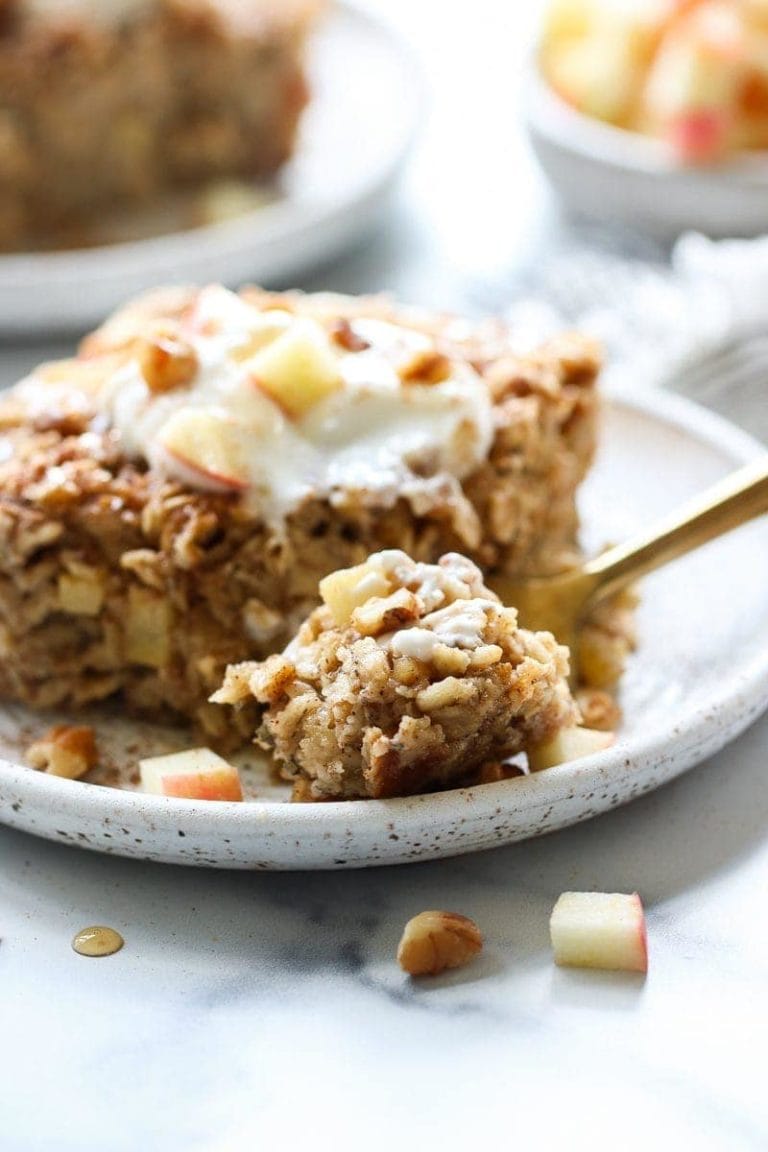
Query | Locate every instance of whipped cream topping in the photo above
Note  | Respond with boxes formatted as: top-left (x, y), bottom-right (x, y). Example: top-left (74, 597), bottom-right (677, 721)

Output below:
top-left (97, 287), bottom-right (495, 524)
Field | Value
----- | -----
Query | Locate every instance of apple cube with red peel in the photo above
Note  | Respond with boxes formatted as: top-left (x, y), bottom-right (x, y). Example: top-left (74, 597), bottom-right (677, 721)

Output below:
top-left (139, 748), bottom-right (244, 801)
top-left (249, 317), bottom-right (342, 418)
top-left (156, 408), bottom-right (250, 491)
top-left (527, 725), bottom-right (614, 771)
top-left (550, 891), bottom-right (648, 972)
top-left (667, 109), bottom-right (729, 162)
top-left (641, 6), bottom-right (742, 160)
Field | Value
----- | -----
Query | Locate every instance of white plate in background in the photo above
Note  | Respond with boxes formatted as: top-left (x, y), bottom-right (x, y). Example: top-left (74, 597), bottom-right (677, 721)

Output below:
top-left (1, 388), bottom-right (767, 869)
top-left (525, 66), bottom-right (768, 241)
top-left (0, 4), bottom-right (421, 336)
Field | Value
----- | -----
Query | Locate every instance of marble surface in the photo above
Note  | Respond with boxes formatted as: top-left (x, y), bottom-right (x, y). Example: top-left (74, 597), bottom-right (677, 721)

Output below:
top-left (3, 716), bottom-right (768, 1151)
top-left (2, 2), bottom-right (768, 1149)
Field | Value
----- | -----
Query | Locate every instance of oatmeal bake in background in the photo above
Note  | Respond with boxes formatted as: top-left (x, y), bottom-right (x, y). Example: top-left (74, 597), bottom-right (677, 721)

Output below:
top-left (0, 283), bottom-right (633, 758)
top-left (0, 0), bottom-right (321, 250)
top-left (214, 550), bottom-right (578, 800)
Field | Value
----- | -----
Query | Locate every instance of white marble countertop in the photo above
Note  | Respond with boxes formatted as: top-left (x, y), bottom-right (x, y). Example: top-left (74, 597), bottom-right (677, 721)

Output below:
top-left (3, 714), bottom-right (768, 1151)
top-left (2, 3), bottom-right (768, 1149)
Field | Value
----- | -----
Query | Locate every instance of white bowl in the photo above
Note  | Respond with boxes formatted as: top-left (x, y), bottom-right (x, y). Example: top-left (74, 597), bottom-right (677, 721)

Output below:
top-left (525, 65), bottom-right (768, 239)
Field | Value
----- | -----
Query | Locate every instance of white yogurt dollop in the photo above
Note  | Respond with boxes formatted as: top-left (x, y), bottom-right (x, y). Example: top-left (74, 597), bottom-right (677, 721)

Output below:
top-left (98, 287), bottom-right (494, 523)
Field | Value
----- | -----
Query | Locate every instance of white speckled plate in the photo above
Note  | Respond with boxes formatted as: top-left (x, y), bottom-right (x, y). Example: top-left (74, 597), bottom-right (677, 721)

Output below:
top-left (1, 388), bottom-right (767, 868)
top-left (0, 4), bottom-right (420, 335)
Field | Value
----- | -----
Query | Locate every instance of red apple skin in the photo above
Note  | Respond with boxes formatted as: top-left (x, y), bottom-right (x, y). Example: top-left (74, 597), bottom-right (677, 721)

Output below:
top-left (250, 374), bottom-right (294, 421)
top-left (180, 286), bottom-right (223, 338)
top-left (632, 893), bottom-right (650, 973)
top-left (159, 768), bottom-right (244, 802)
top-left (159, 444), bottom-right (250, 493)
top-left (668, 109), bottom-right (728, 163)
top-left (550, 891), bottom-right (648, 973)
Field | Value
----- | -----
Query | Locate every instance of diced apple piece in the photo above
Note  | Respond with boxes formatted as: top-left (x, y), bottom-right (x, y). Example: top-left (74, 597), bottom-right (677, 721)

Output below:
top-left (126, 586), bottom-right (171, 669)
top-left (641, 5), bottom-right (743, 158)
top-left (197, 180), bottom-right (274, 226)
top-left (139, 748), bottom-right (243, 801)
top-left (545, 35), bottom-right (645, 122)
top-left (543, 0), bottom-right (672, 47)
top-left (550, 891), bottom-right (648, 972)
top-left (58, 570), bottom-right (105, 616)
top-left (527, 725), bottom-right (614, 772)
top-left (541, 0), bottom-right (592, 44)
top-left (745, 0), bottom-right (768, 24)
top-left (667, 108), bottom-right (729, 161)
top-left (249, 318), bottom-right (342, 418)
top-left (156, 408), bottom-right (250, 492)
top-left (319, 562), bottom-right (392, 627)
top-left (542, 0), bottom-right (675, 122)
top-left (229, 312), bottom-right (294, 363)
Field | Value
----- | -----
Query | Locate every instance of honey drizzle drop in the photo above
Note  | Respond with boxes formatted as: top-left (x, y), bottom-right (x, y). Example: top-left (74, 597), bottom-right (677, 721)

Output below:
top-left (72, 926), bottom-right (124, 957)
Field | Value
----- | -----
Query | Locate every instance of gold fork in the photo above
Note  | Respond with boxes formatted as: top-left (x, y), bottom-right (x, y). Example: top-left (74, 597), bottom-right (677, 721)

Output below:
top-left (489, 456), bottom-right (768, 683)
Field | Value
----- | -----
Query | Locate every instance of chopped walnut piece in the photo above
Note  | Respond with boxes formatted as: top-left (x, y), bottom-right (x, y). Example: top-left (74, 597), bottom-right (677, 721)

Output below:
top-left (250, 657), bottom-right (297, 704)
top-left (350, 588), bottom-right (421, 638)
top-left (289, 778), bottom-right (335, 803)
top-left (575, 687), bottom-right (622, 733)
top-left (398, 348), bottom-right (452, 385)
top-left (27, 724), bottom-right (98, 780)
top-left (474, 760), bottom-right (526, 784)
top-left (290, 778), bottom-right (315, 803)
top-left (397, 911), bottom-right (483, 976)
top-left (329, 318), bottom-right (370, 352)
top-left (138, 330), bottom-right (198, 394)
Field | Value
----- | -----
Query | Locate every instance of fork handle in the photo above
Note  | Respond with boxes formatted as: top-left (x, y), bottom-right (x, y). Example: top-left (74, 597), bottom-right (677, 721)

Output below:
top-left (584, 456), bottom-right (768, 607)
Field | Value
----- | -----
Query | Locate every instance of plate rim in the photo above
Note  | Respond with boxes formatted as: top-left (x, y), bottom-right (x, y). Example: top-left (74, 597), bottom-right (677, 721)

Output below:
top-left (1, 384), bottom-right (767, 858)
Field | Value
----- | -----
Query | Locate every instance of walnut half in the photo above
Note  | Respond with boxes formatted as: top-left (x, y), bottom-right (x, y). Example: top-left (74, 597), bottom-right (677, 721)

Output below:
top-left (138, 329), bottom-right (198, 394)
top-left (397, 910), bottom-right (483, 976)
top-left (26, 725), bottom-right (98, 780)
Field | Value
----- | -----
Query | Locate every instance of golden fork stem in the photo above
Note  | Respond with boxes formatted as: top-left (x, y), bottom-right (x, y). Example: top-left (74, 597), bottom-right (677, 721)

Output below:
top-left (490, 456), bottom-right (768, 683)
top-left (582, 455), bottom-right (768, 611)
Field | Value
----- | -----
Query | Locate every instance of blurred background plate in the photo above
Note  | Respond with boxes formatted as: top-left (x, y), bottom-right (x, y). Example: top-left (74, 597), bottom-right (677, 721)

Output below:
top-left (0, 3), bottom-right (421, 337)
top-left (525, 65), bottom-right (768, 242)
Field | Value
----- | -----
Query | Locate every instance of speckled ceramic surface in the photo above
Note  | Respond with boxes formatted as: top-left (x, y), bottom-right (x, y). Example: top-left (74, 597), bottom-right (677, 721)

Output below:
top-left (1, 388), bottom-right (767, 869)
